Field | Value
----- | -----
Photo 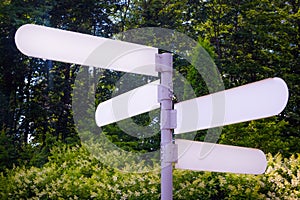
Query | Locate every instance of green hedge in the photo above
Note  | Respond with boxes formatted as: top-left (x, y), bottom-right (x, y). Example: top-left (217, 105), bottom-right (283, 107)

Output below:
top-left (0, 146), bottom-right (299, 199)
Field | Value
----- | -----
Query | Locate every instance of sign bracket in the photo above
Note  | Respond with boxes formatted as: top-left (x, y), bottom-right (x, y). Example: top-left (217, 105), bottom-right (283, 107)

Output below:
top-left (162, 143), bottom-right (178, 163)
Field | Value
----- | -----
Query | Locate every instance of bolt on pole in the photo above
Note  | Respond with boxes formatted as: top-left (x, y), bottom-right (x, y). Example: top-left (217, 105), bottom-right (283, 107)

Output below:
top-left (156, 53), bottom-right (177, 200)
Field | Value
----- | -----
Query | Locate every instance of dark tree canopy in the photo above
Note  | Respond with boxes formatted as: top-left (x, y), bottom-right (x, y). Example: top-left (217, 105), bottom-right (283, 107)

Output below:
top-left (0, 0), bottom-right (299, 171)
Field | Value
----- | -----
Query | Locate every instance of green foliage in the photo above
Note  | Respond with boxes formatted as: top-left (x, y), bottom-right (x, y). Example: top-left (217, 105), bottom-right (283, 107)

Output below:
top-left (0, 130), bottom-right (18, 171)
top-left (1, 145), bottom-right (300, 199)
top-left (0, 145), bottom-right (160, 200)
top-left (219, 118), bottom-right (299, 157)
top-left (194, 0), bottom-right (300, 141)
top-left (260, 153), bottom-right (300, 199)
top-left (0, 0), bottom-right (122, 170)
top-left (173, 171), bottom-right (265, 199)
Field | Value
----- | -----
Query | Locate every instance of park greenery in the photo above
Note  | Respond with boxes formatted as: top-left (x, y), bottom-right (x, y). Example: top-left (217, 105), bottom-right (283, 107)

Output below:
top-left (1, 145), bottom-right (300, 199)
top-left (0, 0), bottom-right (299, 199)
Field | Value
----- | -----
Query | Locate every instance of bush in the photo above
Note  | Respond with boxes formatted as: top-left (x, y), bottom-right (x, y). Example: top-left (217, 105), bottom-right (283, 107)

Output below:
top-left (0, 145), bottom-right (160, 200)
top-left (0, 145), bottom-right (299, 199)
top-left (173, 153), bottom-right (300, 199)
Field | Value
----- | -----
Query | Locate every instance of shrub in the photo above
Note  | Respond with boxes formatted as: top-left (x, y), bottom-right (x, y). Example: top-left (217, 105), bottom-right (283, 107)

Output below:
top-left (0, 146), bottom-right (299, 199)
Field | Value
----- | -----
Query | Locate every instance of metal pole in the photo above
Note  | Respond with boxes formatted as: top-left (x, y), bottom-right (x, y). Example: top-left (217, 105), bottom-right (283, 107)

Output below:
top-left (156, 53), bottom-right (176, 200)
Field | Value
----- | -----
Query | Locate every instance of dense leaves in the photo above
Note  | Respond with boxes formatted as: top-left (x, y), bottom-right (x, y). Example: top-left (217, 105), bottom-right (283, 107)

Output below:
top-left (0, 145), bottom-right (299, 199)
top-left (0, 0), bottom-right (123, 170)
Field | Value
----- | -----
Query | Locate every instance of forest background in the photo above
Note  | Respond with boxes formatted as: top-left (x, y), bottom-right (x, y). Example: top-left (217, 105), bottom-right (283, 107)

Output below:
top-left (0, 0), bottom-right (299, 199)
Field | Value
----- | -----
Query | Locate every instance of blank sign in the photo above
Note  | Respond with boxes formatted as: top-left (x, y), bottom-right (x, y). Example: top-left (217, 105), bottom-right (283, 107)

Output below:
top-left (174, 78), bottom-right (289, 134)
top-left (95, 80), bottom-right (160, 127)
top-left (15, 24), bottom-right (158, 76)
top-left (175, 139), bottom-right (267, 174)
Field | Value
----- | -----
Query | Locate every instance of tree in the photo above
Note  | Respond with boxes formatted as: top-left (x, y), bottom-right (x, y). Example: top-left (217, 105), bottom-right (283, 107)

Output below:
top-left (1, 0), bottom-right (299, 171)
top-left (186, 0), bottom-right (300, 155)
top-left (0, 0), bottom-right (123, 169)
top-left (0, 0), bottom-right (55, 169)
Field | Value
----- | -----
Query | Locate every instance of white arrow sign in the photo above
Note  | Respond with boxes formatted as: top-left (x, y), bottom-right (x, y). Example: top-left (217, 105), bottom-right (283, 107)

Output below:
top-left (95, 77), bottom-right (288, 133)
top-left (95, 80), bottom-right (160, 127)
top-left (15, 24), bottom-right (158, 76)
top-left (175, 139), bottom-right (267, 174)
top-left (174, 77), bottom-right (288, 134)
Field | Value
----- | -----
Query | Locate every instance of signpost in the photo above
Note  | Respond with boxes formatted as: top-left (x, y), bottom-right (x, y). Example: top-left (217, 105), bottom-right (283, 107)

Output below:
top-left (15, 24), bottom-right (289, 200)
